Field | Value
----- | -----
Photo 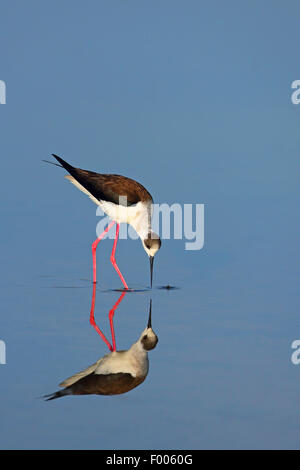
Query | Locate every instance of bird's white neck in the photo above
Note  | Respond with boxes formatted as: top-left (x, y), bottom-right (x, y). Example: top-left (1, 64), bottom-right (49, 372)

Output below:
top-left (127, 201), bottom-right (152, 239)
top-left (127, 340), bottom-right (149, 376)
top-left (129, 339), bottom-right (148, 356)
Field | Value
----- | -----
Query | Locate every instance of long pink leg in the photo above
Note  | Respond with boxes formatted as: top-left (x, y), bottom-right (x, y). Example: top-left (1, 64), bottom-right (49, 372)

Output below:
top-left (89, 282), bottom-right (113, 351)
top-left (108, 290), bottom-right (127, 351)
top-left (92, 220), bottom-right (115, 284)
top-left (110, 223), bottom-right (129, 290)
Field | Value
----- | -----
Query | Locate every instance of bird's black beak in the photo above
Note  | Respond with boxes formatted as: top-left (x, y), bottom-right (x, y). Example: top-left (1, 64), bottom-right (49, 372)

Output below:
top-left (149, 256), bottom-right (154, 288)
top-left (147, 299), bottom-right (152, 329)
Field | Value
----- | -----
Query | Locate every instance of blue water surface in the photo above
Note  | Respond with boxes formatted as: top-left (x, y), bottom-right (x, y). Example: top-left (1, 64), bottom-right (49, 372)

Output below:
top-left (0, 0), bottom-right (300, 449)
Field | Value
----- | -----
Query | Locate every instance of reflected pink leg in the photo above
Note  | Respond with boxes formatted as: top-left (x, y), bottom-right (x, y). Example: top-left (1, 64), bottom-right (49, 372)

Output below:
top-left (108, 290), bottom-right (127, 351)
top-left (89, 282), bottom-right (113, 351)
top-left (110, 223), bottom-right (129, 289)
top-left (92, 220), bottom-right (115, 284)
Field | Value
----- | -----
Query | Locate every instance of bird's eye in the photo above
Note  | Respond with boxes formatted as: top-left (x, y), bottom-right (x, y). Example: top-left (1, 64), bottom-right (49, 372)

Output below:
top-left (143, 335), bottom-right (147, 340)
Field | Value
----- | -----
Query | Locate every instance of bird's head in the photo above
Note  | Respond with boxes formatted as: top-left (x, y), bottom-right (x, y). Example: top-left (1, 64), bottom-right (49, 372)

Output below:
top-left (142, 231), bottom-right (161, 257)
top-left (142, 231), bottom-right (161, 288)
top-left (139, 300), bottom-right (158, 351)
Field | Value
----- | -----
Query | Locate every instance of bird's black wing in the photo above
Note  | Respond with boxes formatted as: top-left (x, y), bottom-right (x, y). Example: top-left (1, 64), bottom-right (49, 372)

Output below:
top-left (52, 154), bottom-right (152, 206)
top-left (44, 372), bottom-right (146, 399)
top-left (70, 372), bottom-right (146, 395)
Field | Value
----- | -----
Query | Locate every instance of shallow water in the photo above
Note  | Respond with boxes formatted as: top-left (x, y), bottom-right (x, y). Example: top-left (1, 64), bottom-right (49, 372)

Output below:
top-left (1, 244), bottom-right (300, 449)
top-left (1, 1), bottom-right (300, 450)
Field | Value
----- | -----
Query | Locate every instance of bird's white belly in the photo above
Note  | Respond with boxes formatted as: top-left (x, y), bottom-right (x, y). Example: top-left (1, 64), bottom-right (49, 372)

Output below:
top-left (99, 201), bottom-right (135, 224)
top-left (99, 200), bottom-right (151, 238)
top-left (65, 175), bottom-right (152, 238)
top-left (94, 350), bottom-right (149, 377)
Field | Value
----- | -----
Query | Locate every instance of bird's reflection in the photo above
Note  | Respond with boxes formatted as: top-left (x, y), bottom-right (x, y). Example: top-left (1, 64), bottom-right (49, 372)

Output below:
top-left (44, 288), bottom-right (158, 400)
top-left (89, 282), bottom-right (125, 352)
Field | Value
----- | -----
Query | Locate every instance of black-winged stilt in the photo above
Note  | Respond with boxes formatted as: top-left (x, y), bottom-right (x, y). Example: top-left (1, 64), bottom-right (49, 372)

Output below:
top-left (48, 154), bottom-right (161, 289)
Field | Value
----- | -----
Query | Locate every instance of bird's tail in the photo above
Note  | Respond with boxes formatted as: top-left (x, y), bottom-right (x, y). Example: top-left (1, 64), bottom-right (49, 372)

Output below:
top-left (42, 159), bottom-right (63, 168)
top-left (42, 154), bottom-right (75, 171)
top-left (44, 388), bottom-right (72, 401)
top-left (51, 154), bottom-right (75, 172)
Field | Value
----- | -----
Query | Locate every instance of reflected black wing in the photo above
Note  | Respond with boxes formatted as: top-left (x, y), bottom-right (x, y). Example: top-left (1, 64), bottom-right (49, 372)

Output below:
top-left (70, 372), bottom-right (146, 395)
top-left (44, 372), bottom-right (146, 400)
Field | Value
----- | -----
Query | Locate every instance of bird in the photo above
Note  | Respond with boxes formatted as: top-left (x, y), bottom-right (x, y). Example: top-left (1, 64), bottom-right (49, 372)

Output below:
top-left (47, 154), bottom-right (161, 289)
top-left (44, 300), bottom-right (158, 399)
